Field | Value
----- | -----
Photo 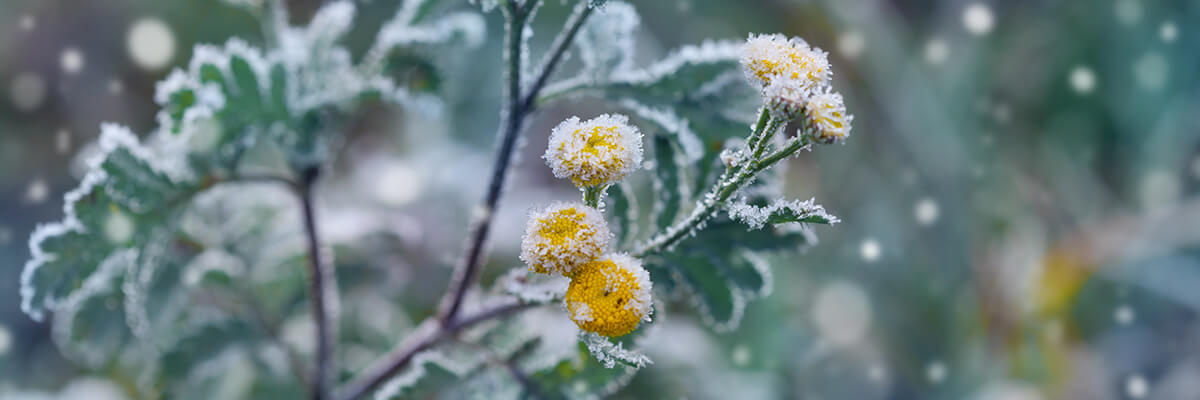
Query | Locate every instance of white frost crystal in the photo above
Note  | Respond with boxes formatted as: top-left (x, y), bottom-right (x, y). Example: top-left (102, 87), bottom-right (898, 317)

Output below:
top-left (544, 113), bottom-right (644, 188)
top-left (727, 198), bottom-right (840, 229)
top-left (520, 202), bottom-right (612, 276)
top-left (740, 33), bottom-right (831, 91)
top-left (804, 89), bottom-right (853, 144)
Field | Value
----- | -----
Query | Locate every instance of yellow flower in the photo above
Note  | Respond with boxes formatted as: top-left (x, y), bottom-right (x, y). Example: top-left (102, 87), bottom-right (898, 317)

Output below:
top-left (520, 202), bottom-right (611, 276)
top-left (740, 33), bottom-right (831, 90)
top-left (805, 90), bottom-right (853, 144)
top-left (564, 254), bottom-right (653, 337)
top-left (544, 114), bottom-right (644, 188)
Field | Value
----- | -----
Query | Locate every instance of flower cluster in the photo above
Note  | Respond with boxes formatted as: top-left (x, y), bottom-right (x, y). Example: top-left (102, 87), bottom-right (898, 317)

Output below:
top-left (521, 114), bottom-right (653, 337)
top-left (740, 33), bottom-right (853, 143)
top-left (544, 114), bottom-right (644, 188)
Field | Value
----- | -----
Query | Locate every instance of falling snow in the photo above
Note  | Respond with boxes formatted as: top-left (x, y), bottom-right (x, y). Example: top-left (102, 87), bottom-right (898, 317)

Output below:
top-left (127, 18), bottom-right (177, 70)
top-left (60, 47), bottom-right (85, 74)
top-left (963, 3), bottom-right (995, 36)
top-left (924, 38), bottom-right (949, 65)
top-left (1069, 65), bottom-right (1096, 94)
top-left (812, 281), bottom-right (872, 348)
top-left (9, 72), bottom-right (46, 111)
top-left (860, 238), bottom-right (881, 262)
top-left (915, 197), bottom-right (940, 226)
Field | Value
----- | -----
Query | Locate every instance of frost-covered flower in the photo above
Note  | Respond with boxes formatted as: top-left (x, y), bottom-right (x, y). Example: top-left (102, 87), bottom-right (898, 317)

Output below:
top-left (804, 90), bottom-right (853, 144)
top-left (544, 114), bottom-right (644, 188)
top-left (763, 78), bottom-right (811, 120)
top-left (564, 253), bottom-right (653, 337)
top-left (740, 33), bottom-right (831, 90)
top-left (520, 202), bottom-right (611, 276)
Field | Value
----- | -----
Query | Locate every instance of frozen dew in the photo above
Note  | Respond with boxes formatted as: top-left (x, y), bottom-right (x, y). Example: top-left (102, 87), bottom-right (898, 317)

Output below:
top-left (56, 129), bottom-right (71, 154)
top-left (1114, 0), bottom-right (1142, 26)
top-left (1160, 21), bottom-right (1177, 43)
top-left (60, 47), bottom-right (86, 75)
top-left (838, 31), bottom-right (865, 60)
top-left (24, 178), bottom-right (49, 204)
top-left (915, 197), bottom-right (940, 226)
top-left (19, 15), bottom-right (36, 31)
top-left (10, 72), bottom-right (47, 111)
top-left (105, 210), bottom-right (136, 244)
top-left (926, 361), bottom-right (948, 384)
top-left (1134, 52), bottom-right (1168, 91)
top-left (1140, 169), bottom-right (1180, 211)
top-left (731, 344), bottom-right (751, 366)
top-left (127, 18), bottom-right (177, 71)
top-left (1126, 375), bottom-right (1149, 399)
top-left (860, 238), bottom-right (881, 262)
top-left (924, 38), bottom-right (949, 65)
top-left (963, 3), bottom-right (995, 36)
top-left (1114, 304), bottom-right (1135, 325)
top-left (0, 323), bottom-right (11, 356)
top-left (812, 281), bottom-right (872, 348)
top-left (1069, 66), bottom-right (1097, 95)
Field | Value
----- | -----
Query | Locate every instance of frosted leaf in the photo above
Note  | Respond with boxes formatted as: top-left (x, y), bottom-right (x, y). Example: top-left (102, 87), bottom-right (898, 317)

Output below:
top-left (576, 1), bottom-right (638, 79)
top-left (373, 10), bottom-right (485, 52)
top-left (609, 40), bottom-right (741, 85)
top-left (499, 268), bottom-right (570, 303)
top-left (182, 249), bottom-right (246, 287)
top-left (726, 197), bottom-right (839, 230)
top-left (375, 348), bottom-right (478, 399)
top-left (468, 0), bottom-right (501, 12)
top-left (616, 99), bottom-right (703, 162)
top-left (579, 331), bottom-right (651, 369)
top-left (50, 249), bottom-right (137, 367)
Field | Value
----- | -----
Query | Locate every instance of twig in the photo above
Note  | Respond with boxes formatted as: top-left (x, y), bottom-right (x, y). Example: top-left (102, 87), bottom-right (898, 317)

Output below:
top-left (297, 166), bottom-right (338, 400)
top-left (334, 302), bottom-right (538, 400)
top-left (521, 1), bottom-right (595, 112)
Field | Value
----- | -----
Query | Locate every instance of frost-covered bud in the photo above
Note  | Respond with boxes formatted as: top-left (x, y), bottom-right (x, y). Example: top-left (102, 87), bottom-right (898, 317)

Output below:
top-left (544, 114), bottom-right (644, 188)
top-left (804, 90), bottom-right (853, 144)
top-left (740, 33), bottom-right (832, 91)
top-left (520, 202), bottom-right (611, 276)
top-left (564, 253), bottom-right (653, 337)
top-left (763, 78), bottom-right (810, 120)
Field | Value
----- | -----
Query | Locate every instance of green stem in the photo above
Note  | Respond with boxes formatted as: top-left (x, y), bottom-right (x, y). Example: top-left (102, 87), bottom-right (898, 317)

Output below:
top-left (583, 185), bottom-right (606, 208)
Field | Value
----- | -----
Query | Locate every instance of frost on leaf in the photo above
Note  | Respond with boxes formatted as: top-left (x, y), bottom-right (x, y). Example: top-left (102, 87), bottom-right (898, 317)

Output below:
top-left (576, 1), bottom-right (639, 79)
top-left (726, 197), bottom-right (840, 230)
top-left (499, 268), bottom-right (570, 304)
top-left (579, 331), bottom-right (651, 369)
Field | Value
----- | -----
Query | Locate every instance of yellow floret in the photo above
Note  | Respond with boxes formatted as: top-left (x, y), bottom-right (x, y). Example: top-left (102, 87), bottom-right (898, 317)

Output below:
top-left (520, 203), bottom-right (610, 276)
top-left (559, 125), bottom-right (627, 187)
top-left (564, 255), bottom-right (652, 337)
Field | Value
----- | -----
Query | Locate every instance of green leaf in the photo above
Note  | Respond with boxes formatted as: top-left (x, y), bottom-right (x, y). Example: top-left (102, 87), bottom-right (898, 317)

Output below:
top-left (651, 135), bottom-right (686, 230)
top-left (726, 198), bottom-right (840, 230)
top-left (655, 250), bottom-right (742, 330)
top-left (606, 182), bottom-right (638, 249)
top-left (529, 341), bottom-right (638, 400)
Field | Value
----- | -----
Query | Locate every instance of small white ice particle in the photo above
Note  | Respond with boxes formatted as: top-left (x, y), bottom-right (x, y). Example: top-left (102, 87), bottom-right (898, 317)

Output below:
top-left (1114, 304), bottom-right (1135, 325)
top-left (915, 198), bottom-right (940, 226)
top-left (925, 38), bottom-right (949, 65)
top-left (127, 18), bottom-right (176, 71)
top-left (860, 238), bottom-right (881, 262)
top-left (1126, 375), bottom-right (1149, 398)
top-left (10, 72), bottom-right (46, 111)
top-left (1160, 21), bottom-right (1177, 43)
top-left (927, 361), bottom-right (947, 384)
top-left (838, 31), bottom-right (865, 60)
top-left (1069, 66), bottom-right (1096, 94)
top-left (25, 178), bottom-right (49, 204)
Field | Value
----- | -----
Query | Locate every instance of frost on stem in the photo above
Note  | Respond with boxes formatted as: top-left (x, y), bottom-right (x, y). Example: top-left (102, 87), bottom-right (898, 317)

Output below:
top-left (564, 254), bottom-right (653, 337)
top-left (544, 114), bottom-right (644, 188)
top-left (726, 198), bottom-right (840, 230)
top-left (520, 202), bottom-right (612, 276)
top-left (499, 268), bottom-right (570, 304)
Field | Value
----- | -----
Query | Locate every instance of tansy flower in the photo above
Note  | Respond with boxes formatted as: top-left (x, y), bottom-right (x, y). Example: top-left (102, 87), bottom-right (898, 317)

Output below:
top-left (520, 202), bottom-right (611, 276)
top-left (544, 114), bottom-right (644, 188)
top-left (564, 253), bottom-right (653, 337)
top-left (740, 33), bottom-right (831, 91)
top-left (763, 78), bottom-right (810, 120)
top-left (804, 90), bottom-right (853, 144)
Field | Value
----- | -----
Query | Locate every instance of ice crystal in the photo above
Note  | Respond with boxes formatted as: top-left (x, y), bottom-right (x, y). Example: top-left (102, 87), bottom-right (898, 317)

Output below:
top-left (804, 89), bottom-right (853, 144)
top-left (580, 331), bottom-right (652, 369)
top-left (520, 202), bottom-right (612, 276)
top-left (544, 114), bottom-right (644, 188)
top-left (577, 1), bottom-right (639, 78)
top-left (726, 198), bottom-right (839, 230)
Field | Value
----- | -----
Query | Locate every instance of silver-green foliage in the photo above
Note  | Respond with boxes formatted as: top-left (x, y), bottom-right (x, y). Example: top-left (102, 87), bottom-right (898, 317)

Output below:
top-left (19, 0), bottom-right (839, 398)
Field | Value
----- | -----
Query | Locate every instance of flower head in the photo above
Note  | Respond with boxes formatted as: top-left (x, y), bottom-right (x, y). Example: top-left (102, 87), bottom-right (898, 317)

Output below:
top-left (763, 78), bottom-right (811, 120)
top-left (804, 90), bottom-right (853, 144)
top-left (564, 253), bottom-right (653, 337)
top-left (520, 202), bottom-right (611, 276)
top-left (740, 33), bottom-right (831, 90)
top-left (544, 114), bottom-right (644, 188)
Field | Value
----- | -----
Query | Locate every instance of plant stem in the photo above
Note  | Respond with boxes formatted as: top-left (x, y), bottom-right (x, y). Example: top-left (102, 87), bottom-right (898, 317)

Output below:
top-left (634, 121), bottom-right (808, 257)
top-left (583, 184), bottom-right (606, 208)
top-left (338, 2), bottom-right (596, 398)
top-left (333, 302), bottom-right (539, 400)
top-left (298, 166), bottom-right (337, 400)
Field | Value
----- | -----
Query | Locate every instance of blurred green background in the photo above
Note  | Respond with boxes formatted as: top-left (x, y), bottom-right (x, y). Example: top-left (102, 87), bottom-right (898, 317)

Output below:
top-left (1, 0), bottom-right (1198, 398)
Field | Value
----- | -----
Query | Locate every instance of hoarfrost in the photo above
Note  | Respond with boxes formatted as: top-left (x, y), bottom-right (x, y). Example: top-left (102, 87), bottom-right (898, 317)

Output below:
top-left (726, 197), bottom-right (840, 230)
top-left (580, 331), bottom-right (652, 369)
